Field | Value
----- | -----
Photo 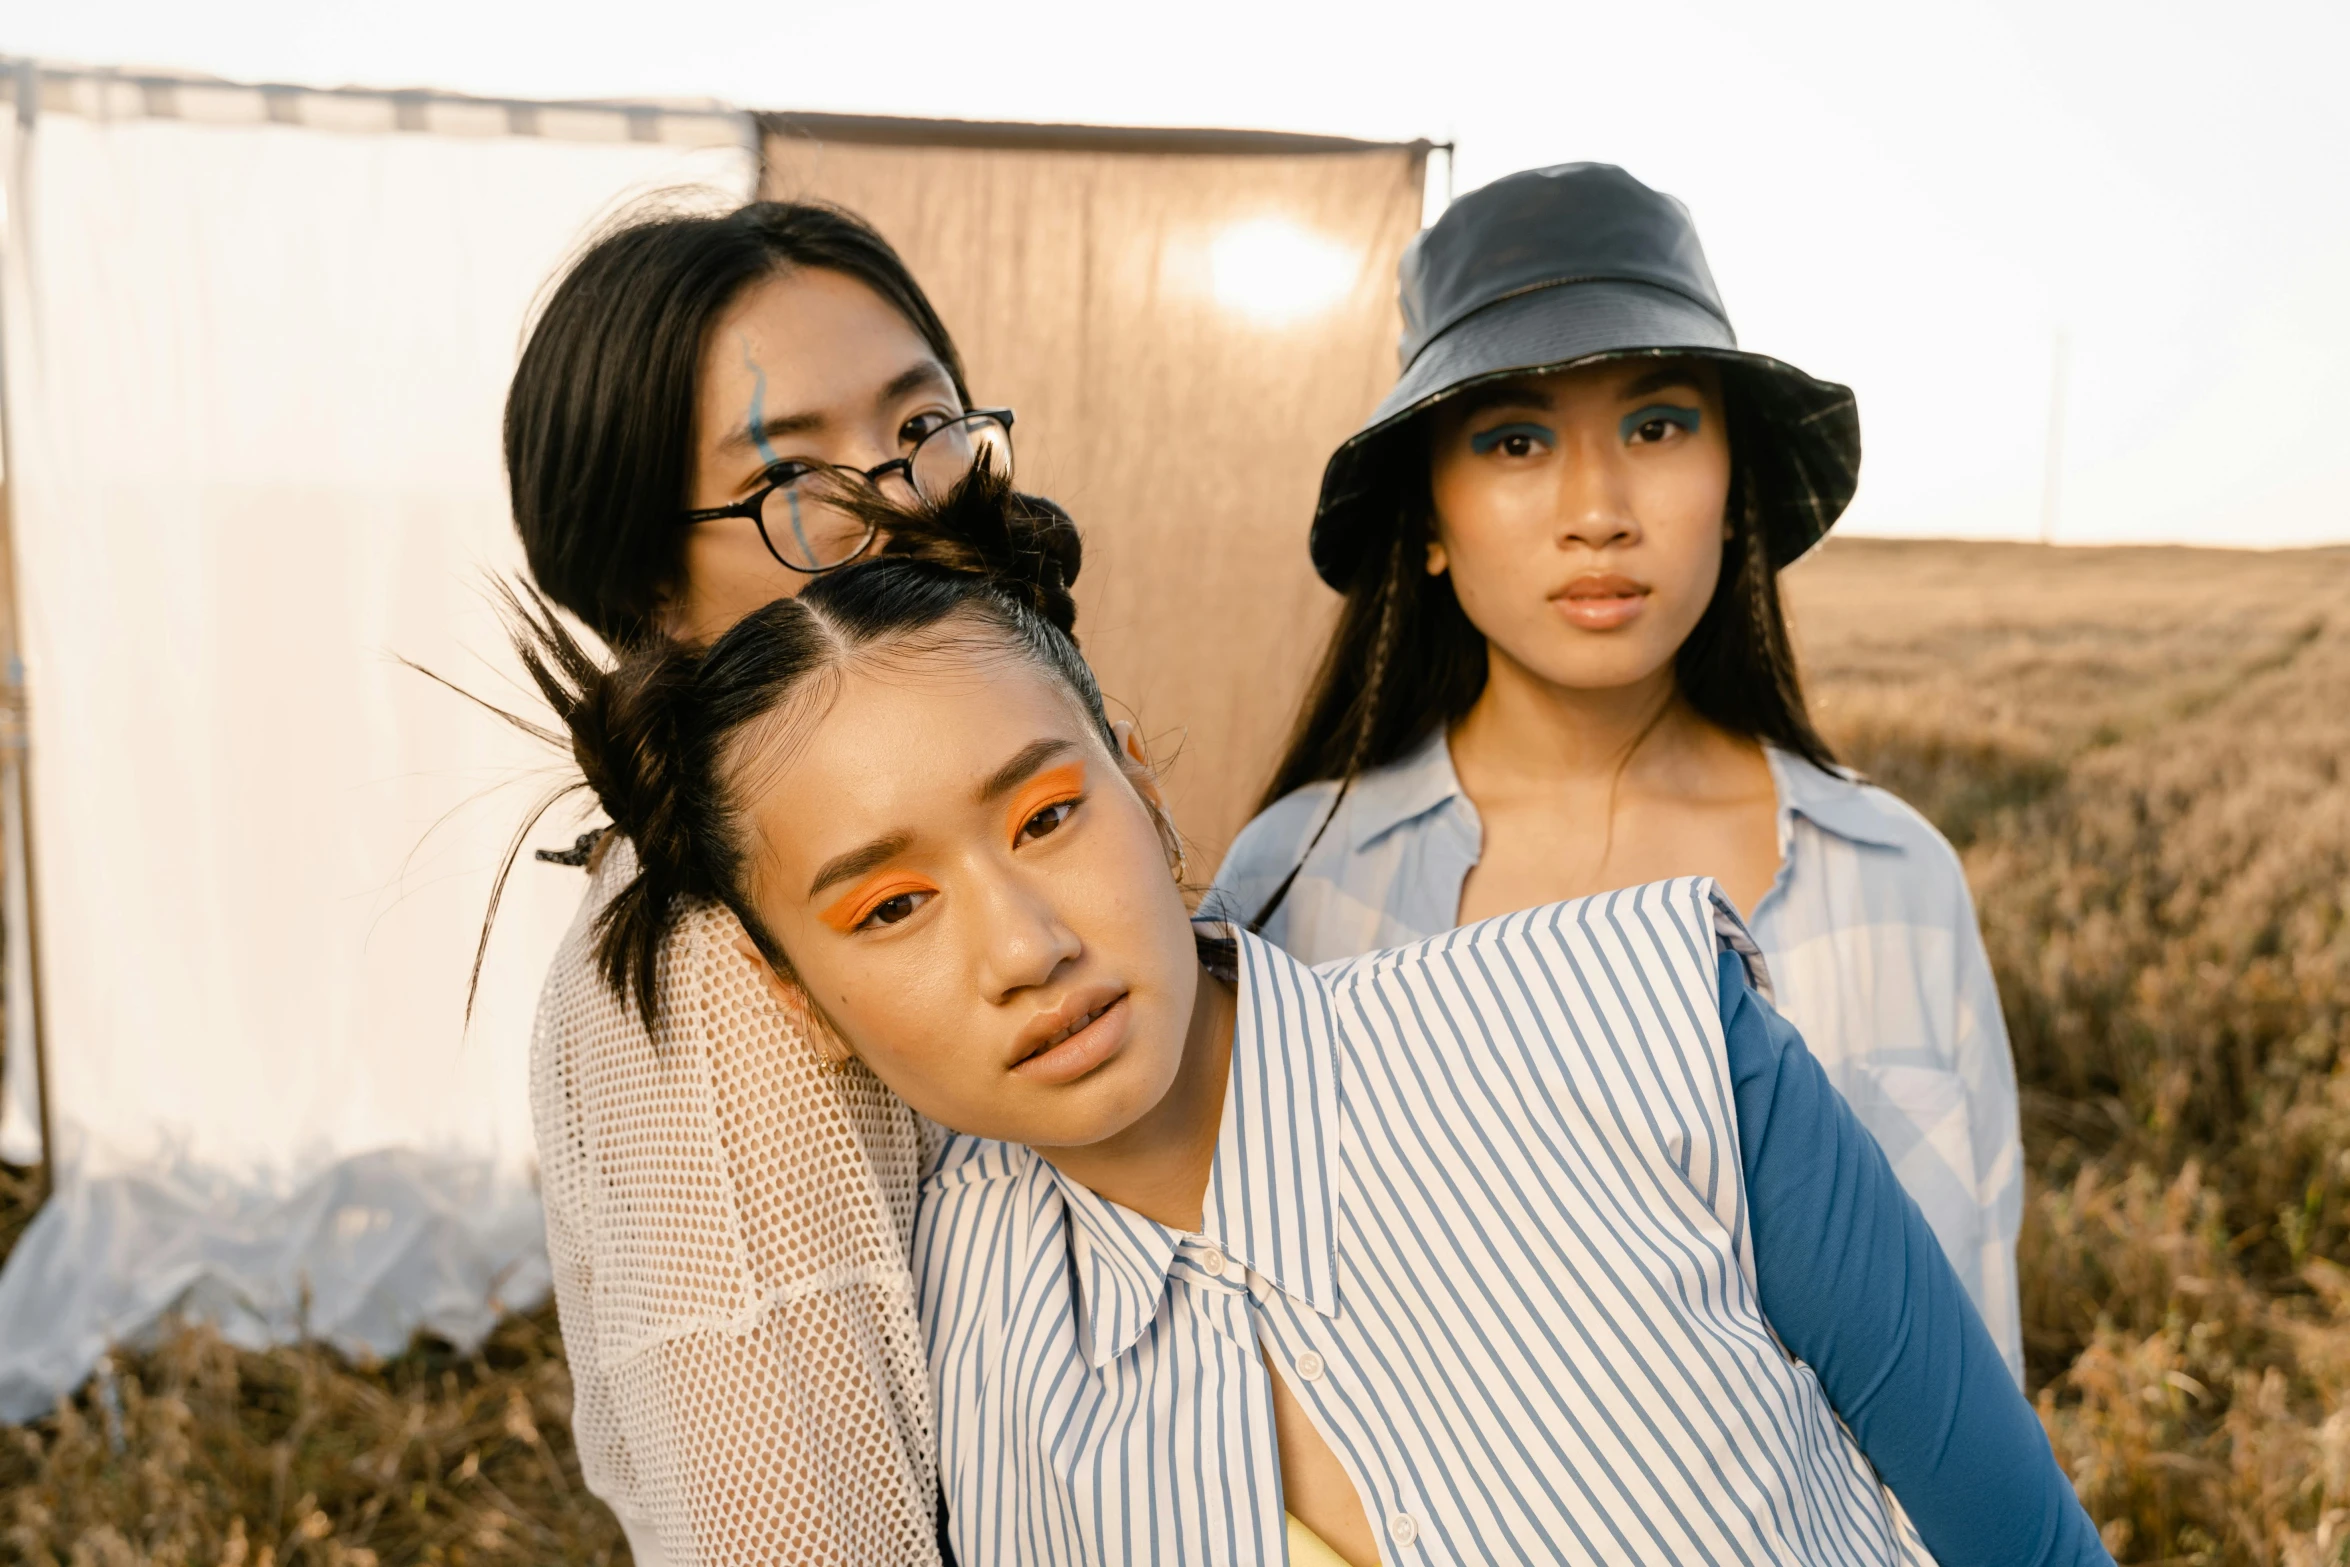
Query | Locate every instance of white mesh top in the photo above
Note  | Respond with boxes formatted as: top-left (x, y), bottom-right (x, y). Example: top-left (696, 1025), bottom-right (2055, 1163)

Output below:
top-left (532, 837), bottom-right (942, 1566)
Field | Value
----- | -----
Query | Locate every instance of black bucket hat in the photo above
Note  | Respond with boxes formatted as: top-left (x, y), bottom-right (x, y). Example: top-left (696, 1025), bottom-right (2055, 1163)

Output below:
top-left (1309, 162), bottom-right (1861, 590)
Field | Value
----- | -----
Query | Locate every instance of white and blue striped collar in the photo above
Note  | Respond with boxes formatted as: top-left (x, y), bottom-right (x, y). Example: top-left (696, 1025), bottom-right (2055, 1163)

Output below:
top-left (1049, 930), bottom-right (1343, 1368)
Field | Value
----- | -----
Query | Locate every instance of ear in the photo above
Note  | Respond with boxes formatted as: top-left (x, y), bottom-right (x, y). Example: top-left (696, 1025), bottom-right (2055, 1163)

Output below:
top-left (1110, 719), bottom-right (1189, 881)
top-left (732, 933), bottom-right (854, 1068)
top-left (1425, 536), bottom-right (1449, 576)
top-left (1108, 718), bottom-right (1166, 812)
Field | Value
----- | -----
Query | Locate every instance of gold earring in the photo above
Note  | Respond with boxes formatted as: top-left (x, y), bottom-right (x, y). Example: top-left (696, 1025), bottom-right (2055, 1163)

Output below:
top-left (1148, 803), bottom-right (1188, 885)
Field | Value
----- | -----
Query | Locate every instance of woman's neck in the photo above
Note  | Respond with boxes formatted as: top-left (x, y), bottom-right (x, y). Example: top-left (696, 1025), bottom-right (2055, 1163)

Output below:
top-left (1036, 962), bottom-right (1236, 1233)
top-left (1451, 645), bottom-right (1726, 796)
top-left (1446, 642), bottom-right (1782, 920)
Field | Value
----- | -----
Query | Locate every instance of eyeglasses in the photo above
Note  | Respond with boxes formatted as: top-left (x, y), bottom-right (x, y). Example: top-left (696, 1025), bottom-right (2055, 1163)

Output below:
top-left (681, 409), bottom-right (1017, 574)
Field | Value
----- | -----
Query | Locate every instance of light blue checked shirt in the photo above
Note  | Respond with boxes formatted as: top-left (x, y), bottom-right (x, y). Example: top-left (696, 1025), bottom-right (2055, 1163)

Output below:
top-left (1210, 731), bottom-right (2023, 1381)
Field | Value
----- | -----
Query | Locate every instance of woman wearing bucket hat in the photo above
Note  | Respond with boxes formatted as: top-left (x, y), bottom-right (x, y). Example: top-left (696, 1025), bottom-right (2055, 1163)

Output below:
top-left (1213, 162), bottom-right (2025, 1381)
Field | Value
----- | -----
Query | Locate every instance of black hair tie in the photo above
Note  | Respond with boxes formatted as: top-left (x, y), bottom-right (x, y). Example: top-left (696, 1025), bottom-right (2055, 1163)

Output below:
top-left (536, 827), bottom-right (609, 868)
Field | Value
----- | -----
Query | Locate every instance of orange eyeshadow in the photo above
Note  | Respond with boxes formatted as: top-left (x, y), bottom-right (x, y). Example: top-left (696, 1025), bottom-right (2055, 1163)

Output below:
top-left (820, 873), bottom-right (939, 934)
top-left (1004, 763), bottom-right (1087, 839)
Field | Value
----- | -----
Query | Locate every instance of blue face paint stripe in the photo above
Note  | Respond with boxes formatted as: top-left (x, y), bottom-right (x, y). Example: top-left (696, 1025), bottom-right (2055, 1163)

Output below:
top-left (738, 336), bottom-right (784, 468)
top-left (785, 488), bottom-right (815, 567)
top-left (1620, 403), bottom-right (1702, 441)
top-left (740, 335), bottom-right (818, 566)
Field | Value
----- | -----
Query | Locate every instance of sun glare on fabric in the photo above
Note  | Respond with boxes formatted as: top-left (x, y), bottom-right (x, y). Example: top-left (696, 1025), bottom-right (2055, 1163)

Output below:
top-left (1209, 218), bottom-right (1355, 324)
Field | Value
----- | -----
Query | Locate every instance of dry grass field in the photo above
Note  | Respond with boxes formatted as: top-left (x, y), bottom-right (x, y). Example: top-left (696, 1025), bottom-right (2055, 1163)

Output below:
top-left (4, 538), bottom-right (2348, 1565)
top-left (1789, 539), bottom-right (2350, 1565)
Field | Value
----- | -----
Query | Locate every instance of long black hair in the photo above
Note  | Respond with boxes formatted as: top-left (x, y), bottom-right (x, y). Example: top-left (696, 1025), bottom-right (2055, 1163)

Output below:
top-left (1250, 380), bottom-right (1836, 923)
top-left (505, 200), bottom-right (969, 650)
top-left (487, 472), bottom-right (1217, 1033)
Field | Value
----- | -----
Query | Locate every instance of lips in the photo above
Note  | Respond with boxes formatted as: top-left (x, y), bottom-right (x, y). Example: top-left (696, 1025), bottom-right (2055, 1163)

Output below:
top-left (1550, 572), bottom-right (1650, 631)
top-left (1010, 989), bottom-right (1132, 1085)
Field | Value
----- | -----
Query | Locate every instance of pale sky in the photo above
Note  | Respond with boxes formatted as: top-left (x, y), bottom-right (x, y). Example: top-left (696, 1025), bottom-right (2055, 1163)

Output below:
top-left (12, 0), bottom-right (2347, 545)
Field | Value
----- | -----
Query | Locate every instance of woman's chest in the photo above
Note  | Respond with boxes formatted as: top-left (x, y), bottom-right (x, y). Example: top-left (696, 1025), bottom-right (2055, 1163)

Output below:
top-left (1458, 785), bottom-right (1781, 923)
top-left (954, 1183), bottom-right (1886, 1567)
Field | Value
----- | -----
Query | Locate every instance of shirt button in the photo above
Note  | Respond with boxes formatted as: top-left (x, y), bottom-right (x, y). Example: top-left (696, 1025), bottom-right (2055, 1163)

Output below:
top-left (1294, 1351), bottom-right (1325, 1382)
top-left (1199, 1245), bottom-right (1226, 1277)
top-left (1387, 1513), bottom-right (1420, 1547)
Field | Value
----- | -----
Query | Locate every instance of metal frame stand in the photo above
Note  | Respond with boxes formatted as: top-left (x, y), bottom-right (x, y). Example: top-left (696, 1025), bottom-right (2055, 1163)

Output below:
top-left (0, 58), bottom-right (54, 1201)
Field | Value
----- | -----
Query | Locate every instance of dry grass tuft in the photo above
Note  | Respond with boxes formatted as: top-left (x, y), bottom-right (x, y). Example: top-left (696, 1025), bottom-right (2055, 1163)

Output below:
top-left (2, 540), bottom-right (2345, 1564)
top-left (0, 1162), bottom-right (623, 1566)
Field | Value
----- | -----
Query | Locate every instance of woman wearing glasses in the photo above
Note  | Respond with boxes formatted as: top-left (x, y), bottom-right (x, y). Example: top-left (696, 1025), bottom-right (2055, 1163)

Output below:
top-left (503, 200), bottom-right (1013, 1567)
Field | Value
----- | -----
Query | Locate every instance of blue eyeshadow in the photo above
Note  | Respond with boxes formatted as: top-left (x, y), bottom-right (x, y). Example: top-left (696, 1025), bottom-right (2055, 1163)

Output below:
top-left (1470, 421), bottom-right (1555, 455)
top-left (1620, 403), bottom-right (1701, 441)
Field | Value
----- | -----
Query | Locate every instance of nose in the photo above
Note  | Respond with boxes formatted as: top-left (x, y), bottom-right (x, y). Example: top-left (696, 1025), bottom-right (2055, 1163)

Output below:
top-left (972, 870), bottom-right (1083, 1004)
top-left (1552, 426), bottom-right (1640, 553)
top-left (868, 461), bottom-right (921, 502)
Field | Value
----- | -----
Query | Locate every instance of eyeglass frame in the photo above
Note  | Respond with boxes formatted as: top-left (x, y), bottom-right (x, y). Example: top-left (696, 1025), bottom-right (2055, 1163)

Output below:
top-left (678, 408), bottom-right (1018, 575)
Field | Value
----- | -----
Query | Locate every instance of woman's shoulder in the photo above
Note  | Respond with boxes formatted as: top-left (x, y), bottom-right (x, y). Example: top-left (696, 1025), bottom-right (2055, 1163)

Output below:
top-left (1219, 730), bottom-right (1461, 878)
top-left (535, 833), bottom-right (929, 1330)
top-left (536, 838), bottom-right (759, 1059)
top-left (1212, 736), bottom-right (1467, 958)
top-left (1215, 779), bottom-right (1349, 893)
top-left (1768, 749), bottom-right (1975, 904)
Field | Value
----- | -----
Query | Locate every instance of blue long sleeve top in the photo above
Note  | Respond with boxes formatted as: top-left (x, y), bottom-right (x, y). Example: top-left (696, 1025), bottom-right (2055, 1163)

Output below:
top-left (1721, 950), bottom-right (2108, 1566)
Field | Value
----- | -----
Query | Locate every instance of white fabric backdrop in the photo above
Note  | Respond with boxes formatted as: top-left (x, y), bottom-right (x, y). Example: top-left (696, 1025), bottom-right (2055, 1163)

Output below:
top-left (0, 103), bottom-right (753, 1419)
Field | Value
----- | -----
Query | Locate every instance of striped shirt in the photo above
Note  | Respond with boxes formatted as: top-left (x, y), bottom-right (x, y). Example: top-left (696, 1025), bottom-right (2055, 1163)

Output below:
top-left (1210, 732), bottom-right (2024, 1380)
top-left (914, 882), bottom-right (2103, 1567)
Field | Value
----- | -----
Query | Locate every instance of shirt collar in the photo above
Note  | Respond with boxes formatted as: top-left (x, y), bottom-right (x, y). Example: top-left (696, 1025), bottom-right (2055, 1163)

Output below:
top-left (1051, 929), bottom-right (1343, 1369)
top-left (1341, 730), bottom-right (1911, 856)
top-left (1346, 727), bottom-right (1467, 852)
top-left (1059, 1181), bottom-right (1182, 1369)
top-left (1766, 746), bottom-right (1911, 851)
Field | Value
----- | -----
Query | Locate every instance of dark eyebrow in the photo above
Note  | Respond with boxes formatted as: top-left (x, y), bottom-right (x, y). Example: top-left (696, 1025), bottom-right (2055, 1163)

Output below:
top-left (720, 408), bottom-right (825, 456)
top-left (807, 833), bottom-right (912, 901)
top-left (806, 737), bottom-right (1074, 900)
top-left (879, 360), bottom-right (956, 409)
top-left (976, 738), bottom-right (1078, 806)
top-left (1619, 365), bottom-right (1709, 400)
top-left (1448, 380), bottom-right (1555, 420)
top-left (719, 360), bottom-right (957, 459)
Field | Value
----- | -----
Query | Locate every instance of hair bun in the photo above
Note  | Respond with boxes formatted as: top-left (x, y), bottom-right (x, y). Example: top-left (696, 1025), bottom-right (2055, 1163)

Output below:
top-left (855, 466), bottom-right (1084, 638)
top-left (466, 583), bottom-right (718, 1031)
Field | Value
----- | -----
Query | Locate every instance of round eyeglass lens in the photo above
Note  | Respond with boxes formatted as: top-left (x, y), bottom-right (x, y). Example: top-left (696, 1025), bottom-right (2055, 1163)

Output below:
top-left (911, 413), bottom-right (1013, 501)
top-left (758, 472), bottom-right (878, 572)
